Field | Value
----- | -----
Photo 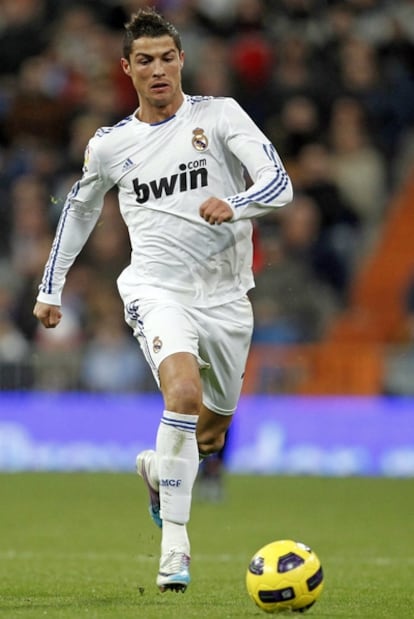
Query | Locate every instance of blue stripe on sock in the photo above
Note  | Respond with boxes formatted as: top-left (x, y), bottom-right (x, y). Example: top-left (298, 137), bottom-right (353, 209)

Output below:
top-left (161, 415), bottom-right (197, 433)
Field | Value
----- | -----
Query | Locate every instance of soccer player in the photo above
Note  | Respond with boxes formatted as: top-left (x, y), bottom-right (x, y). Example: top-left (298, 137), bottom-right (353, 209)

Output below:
top-left (33, 8), bottom-right (293, 592)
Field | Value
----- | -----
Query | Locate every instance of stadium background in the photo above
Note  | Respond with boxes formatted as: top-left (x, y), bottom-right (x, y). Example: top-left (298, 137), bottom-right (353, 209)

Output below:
top-left (1, 0), bottom-right (414, 475)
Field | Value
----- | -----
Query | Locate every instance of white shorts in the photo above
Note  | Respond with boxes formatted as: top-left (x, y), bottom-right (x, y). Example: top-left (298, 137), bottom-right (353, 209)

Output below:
top-left (124, 296), bottom-right (253, 415)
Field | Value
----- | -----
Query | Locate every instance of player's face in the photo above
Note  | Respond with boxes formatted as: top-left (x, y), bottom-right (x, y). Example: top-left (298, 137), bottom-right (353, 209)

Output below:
top-left (121, 35), bottom-right (184, 119)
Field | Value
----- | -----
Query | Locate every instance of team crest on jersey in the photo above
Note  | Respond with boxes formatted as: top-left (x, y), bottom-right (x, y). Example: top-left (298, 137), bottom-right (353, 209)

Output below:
top-left (192, 127), bottom-right (208, 151)
top-left (153, 336), bottom-right (163, 353)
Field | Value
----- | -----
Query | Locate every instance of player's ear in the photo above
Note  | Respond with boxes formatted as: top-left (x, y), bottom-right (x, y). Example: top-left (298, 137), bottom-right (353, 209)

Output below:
top-left (179, 50), bottom-right (185, 69)
top-left (121, 57), bottom-right (131, 76)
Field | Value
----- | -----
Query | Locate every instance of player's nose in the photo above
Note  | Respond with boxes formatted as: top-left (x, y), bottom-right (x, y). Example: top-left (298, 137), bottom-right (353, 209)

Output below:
top-left (152, 59), bottom-right (165, 76)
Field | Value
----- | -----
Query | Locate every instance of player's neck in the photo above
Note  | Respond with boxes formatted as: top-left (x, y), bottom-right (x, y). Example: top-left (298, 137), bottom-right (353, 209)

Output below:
top-left (137, 92), bottom-right (185, 124)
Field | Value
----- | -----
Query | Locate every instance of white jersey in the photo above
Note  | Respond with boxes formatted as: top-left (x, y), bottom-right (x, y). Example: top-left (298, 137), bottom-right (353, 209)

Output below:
top-left (38, 95), bottom-right (293, 308)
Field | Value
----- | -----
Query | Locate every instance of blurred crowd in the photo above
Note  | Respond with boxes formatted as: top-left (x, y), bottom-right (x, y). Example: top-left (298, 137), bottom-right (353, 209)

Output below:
top-left (1, 0), bottom-right (414, 392)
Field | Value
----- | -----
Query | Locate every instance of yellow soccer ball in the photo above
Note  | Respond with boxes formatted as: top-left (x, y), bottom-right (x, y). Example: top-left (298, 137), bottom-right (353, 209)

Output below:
top-left (246, 539), bottom-right (324, 613)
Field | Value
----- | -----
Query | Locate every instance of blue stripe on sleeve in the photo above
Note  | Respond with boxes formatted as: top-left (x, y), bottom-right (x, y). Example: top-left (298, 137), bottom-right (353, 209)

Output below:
top-left (40, 181), bottom-right (80, 294)
top-left (228, 143), bottom-right (289, 209)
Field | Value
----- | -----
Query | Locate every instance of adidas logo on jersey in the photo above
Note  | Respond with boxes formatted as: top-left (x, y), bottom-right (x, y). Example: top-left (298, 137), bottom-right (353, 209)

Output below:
top-left (122, 157), bottom-right (135, 172)
top-left (132, 159), bottom-right (208, 204)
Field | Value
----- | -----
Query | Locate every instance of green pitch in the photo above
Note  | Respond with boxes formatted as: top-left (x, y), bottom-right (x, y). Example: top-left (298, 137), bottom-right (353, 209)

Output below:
top-left (0, 473), bottom-right (413, 618)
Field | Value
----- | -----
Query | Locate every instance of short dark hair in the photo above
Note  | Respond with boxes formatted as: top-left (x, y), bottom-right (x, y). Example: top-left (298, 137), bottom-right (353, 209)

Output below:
top-left (123, 8), bottom-right (182, 59)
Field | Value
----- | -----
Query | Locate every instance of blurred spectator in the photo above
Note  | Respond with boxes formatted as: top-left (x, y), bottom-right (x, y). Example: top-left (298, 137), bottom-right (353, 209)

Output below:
top-left (0, 285), bottom-right (30, 361)
top-left (294, 142), bottom-right (360, 296)
top-left (250, 216), bottom-right (338, 343)
top-left (0, 0), bottom-right (55, 76)
top-left (9, 175), bottom-right (53, 279)
top-left (229, 1), bottom-right (275, 125)
top-left (7, 175), bottom-right (53, 342)
top-left (4, 54), bottom-right (72, 147)
top-left (337, 34), bottom-right (414, 159)
top-left (271, 0), bottom-right (327, 44)
top-left (328, 96), bottom-right (388, 251)
top-left (191, 38), bottom-right (233, 96)
top-left (271, 32), bottom-right (321, 109)
top-left (319, 0), bottom-right (357, 58)
top-left (265, 94), bottom-right (321, 166)
top-left (0, 269), bottom-right (33, 389)
top-left (348, 0), bottom-right (393, 47)
top-left (387, 1), bottom-right (414, 73)
top-left (194, 0), bottom-right (239, 36)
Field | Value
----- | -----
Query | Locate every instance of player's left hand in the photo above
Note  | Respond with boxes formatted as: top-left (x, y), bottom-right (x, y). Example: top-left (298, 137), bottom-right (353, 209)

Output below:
top-left (199, 197), bottom-right (233, 225)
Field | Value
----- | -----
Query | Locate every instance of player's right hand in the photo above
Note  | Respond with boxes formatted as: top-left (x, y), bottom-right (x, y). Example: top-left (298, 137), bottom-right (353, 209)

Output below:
top-left (33, 301), bottom-right (62, 329)
top-left (199, 197), bottom-right (234, 225)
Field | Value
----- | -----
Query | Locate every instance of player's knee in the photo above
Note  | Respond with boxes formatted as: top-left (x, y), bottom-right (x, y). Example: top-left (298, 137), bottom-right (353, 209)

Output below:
top-left (163, 378), bottom-right (201, 413)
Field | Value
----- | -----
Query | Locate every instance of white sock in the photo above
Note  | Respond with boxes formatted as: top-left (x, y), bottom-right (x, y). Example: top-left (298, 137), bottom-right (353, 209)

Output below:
top-left (161, 521), bottom-right (190, 557)
top-left (156, 410), bottom-right (199, 553)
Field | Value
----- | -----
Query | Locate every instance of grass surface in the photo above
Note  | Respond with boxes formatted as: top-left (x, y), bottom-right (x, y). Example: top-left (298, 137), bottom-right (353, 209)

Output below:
top-left (0, 473), bottom-right (413, 618)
